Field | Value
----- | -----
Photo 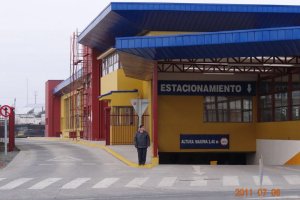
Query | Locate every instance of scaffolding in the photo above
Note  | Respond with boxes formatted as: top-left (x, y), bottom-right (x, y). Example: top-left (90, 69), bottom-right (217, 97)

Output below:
top-left (69, 31), bottom-right (92, 139)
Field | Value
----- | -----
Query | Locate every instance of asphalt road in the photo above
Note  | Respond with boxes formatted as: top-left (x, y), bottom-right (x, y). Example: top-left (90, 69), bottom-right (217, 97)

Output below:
top-left (0, 139), bottom-right (299, 200)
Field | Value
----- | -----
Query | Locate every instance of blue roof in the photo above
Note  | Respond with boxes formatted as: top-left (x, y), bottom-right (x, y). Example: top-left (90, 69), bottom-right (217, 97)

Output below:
top-left (53, 69), bottom-right (83, 94)
top-left (116, 27), bottom-right (300, 59)
top-left (78, 2), bottom-right (300, 53)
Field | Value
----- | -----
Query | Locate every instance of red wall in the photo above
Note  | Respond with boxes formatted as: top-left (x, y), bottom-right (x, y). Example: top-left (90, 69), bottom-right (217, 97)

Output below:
top-left (45, 80), bottom-right (63, 137)
top-left (91, 49), bottom-right (101, 140)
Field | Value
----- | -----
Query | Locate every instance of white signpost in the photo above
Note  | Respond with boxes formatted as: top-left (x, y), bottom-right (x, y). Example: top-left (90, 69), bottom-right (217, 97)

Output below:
top-left (131, 99), bottom-right (149, 127)
top-left (259, 155), bottom-right (264, 188)
top-left (0, 105), bottom-right (12, 156)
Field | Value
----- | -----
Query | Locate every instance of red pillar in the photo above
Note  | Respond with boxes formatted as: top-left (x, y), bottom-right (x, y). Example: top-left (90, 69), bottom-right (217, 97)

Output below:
top-left (152, 64), bottom-right (158, 157)
top-left (45, 80), bottom-right (63, 137)
top-left (8, 108), bottom-right (15, 152)
top-left (91, 49), bottom-right (100, 140)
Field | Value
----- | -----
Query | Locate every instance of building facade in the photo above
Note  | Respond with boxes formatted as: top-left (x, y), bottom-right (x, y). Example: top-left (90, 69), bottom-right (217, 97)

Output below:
top-left (46, 2), bottom-right (300, 165)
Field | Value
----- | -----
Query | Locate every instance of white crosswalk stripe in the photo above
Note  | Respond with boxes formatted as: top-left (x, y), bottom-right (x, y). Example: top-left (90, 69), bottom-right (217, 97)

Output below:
top-left (0, 178), bottom-right (33, 190)
top-left (2, 174), bottom-right (300, 190)
top-left (223, 176), bottom-right (239, 186)
top-left (157, 177), bottom-right (177, 187)
top-left (61, 178), bottom-right (91, 189)
top-left (284, 175), bottom-right (300, 185)
top-left (93, 178), bottom-right (119, 188)
top-left (190, 177), bottom-right (207, 187)
top-left (125, 177), bottom-right (149, 188)
top-left (253, 176), bottom-right (273, 186)
top-left (29, 178), bottom-right (62, 189)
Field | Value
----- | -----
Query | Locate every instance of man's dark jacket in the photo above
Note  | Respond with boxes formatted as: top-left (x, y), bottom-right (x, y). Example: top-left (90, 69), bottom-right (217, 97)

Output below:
top-left (134, 131), bottom-right (150, 148)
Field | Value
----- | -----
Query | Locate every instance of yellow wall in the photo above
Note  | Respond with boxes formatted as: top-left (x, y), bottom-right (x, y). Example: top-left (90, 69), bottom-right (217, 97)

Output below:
top-left (256, 121), bottom-right (300, 140)
top-left (60, 92), bottom-right (83, 138)
top-left (101, 70), bottom-right (119, 95)
top-left (101, 68), bottom-right (153, 145)
top-left (158, 95), bottom-right (256, 153)
top-left (101, 69), bottom-right (143, 96)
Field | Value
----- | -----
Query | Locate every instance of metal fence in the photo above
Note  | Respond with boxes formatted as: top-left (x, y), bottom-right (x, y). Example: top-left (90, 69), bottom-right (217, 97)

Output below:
top-left (110, 115), bottom-right (149, 145)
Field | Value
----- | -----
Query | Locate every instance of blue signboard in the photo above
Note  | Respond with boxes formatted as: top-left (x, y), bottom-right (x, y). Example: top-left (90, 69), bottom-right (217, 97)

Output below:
top-left (180, 134), bottom-right (230, 149)
top-left (158, 80), bottom-right (256, 96)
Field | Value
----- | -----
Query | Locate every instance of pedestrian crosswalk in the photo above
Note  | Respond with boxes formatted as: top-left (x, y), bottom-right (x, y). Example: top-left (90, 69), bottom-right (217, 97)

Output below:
top-left (0, 175), bottom-right (299, 190)
top-left (0, 178), bottom-right (33, 190)
top-left (223, 176), bottom-right (239, 186)
top-left (29, 178), bottom-right (62, 190)
top-left (61, 178), bottom-right (91, 189)
top-left (125, 177), bottom-right (149, 188)
top-left (93, 178), bottom-right (119, 188)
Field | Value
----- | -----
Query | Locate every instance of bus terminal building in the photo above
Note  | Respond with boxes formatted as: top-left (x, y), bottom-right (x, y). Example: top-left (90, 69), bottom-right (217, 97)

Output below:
top-left (46, 2), bottom-right (300, 165)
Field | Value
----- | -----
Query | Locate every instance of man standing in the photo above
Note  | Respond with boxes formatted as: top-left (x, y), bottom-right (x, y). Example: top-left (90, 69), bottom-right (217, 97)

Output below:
top-left (134, 124), bottom-right (150, 165)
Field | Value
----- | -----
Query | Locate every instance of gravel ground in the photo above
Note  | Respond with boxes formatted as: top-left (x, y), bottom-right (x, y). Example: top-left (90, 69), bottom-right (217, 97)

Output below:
top-left (0, 143), bottom-right (19, 169)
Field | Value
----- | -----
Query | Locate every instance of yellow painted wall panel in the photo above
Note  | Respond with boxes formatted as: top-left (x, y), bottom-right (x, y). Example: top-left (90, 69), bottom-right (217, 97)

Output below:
top-left (158, 95), bottom-right (256, 152)
top-left (256, 121), bottom-right (300, 140)
top-left (285, 152), bottom-right (300, 165)
top-left (117, 69), bottom-right (143, 94)
top-left (101, 70), bottom-right (119, 95)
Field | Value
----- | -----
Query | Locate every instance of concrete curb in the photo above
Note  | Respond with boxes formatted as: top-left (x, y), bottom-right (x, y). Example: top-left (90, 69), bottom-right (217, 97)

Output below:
top-left (29, 137), bottom-right (158, 168)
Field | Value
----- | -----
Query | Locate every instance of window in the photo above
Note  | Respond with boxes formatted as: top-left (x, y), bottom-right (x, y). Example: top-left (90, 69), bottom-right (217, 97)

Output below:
top-left (111, 107), bottom-right (134, 126)
top-left (260, 95), bottom-right (272, 122)
top-left (204, 96), bottom-right (252, 122)
top-left (258, 71), bottom-right (300, 121)
top-left (102, 52), bottom-right (120, 76)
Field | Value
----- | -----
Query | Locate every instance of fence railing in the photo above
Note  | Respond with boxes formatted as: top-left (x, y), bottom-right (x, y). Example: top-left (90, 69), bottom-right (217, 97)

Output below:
top-left (110, 115), bottom-right (149, 145)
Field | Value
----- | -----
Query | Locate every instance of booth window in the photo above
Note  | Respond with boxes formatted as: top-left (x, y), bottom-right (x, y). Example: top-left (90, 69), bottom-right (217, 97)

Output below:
top-left (110, 106), bottom-right (134, 126)
top-left (259, 71), bottom-right (300, 122)
top-left (102, 52), bottom-right (120, 76)
top-left (204, 96), bottom-right (252, 122)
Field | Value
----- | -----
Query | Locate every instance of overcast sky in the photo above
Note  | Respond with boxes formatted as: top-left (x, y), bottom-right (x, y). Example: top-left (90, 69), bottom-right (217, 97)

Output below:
top-left (1, 0), bottom-right (300, 111)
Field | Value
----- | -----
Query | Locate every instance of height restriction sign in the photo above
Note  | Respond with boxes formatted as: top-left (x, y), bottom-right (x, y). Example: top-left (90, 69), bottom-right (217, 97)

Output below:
top-left (0, 105), bottom-right (12, 117)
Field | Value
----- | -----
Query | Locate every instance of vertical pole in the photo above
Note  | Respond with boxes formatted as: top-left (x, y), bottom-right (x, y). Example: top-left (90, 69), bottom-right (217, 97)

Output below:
top-left (152, 63), bottom-right (158, 158)
top-left (138, 99), bottom-right (142, 127)
top-left (4, 117), bottom-right (7, 156)
top-left (9, 109), bottom-right (15, 151)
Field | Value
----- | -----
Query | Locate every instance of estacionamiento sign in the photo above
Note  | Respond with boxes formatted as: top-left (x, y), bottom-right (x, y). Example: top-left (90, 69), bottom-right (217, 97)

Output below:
top-left (158, 80), bottom-right (256, 96)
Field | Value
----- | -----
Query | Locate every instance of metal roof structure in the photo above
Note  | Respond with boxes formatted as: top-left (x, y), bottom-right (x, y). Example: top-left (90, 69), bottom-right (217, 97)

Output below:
top-left (116, 26), bottom-right (300, 59)
top-left (78, 2), bottom-right (300, 55)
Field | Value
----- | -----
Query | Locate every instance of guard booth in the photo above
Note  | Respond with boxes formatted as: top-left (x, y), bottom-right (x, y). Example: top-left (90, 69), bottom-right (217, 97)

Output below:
top-left (74, 2), bottom-right (300, 164)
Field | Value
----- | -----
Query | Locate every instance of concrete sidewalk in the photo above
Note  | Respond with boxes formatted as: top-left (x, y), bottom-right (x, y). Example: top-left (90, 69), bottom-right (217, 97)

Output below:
top-left (29, 137), bottom-right (157, 168)
top-left (0, 143), bottom-right (19, 169)
top-left (109, 144), bottom-right (153, 165)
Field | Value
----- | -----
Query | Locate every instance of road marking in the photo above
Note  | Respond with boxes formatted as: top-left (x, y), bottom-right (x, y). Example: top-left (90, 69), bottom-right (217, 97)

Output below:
top-left (222, 176), bottom-right (239, 186)
top-left (82, 163), bottom-right (96, 166)
top-left (190, 177), bottom-right (207, 187)
top-left (60, 163), bottom-right (75, 166)
top-left (253, 176), bottom-right (273, 186)
top-left (93, 178), bottom-right (119, 188)
top-left (62, 178), bottom-right (90, 189)
top-left (47, 156), bottom-right (82, 162)
top-left (38, 164), bottom-right (54, 166)
top-left (157, 177), bottom-right (177, 187)
top-left (283, 175), bottom-right (300, 185)
top-left (277, 166), bottom-right (300, 173)
top-left (29, 178), bottom-right (62, 189)
top-left (0, 178), bottom-right (33, 190)
top-left (125, 177), bottom-right (149, 188)
top-left (192, 166), bottom-right (205, 176)
top-left (247, 196), bottom-right (300, 199)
